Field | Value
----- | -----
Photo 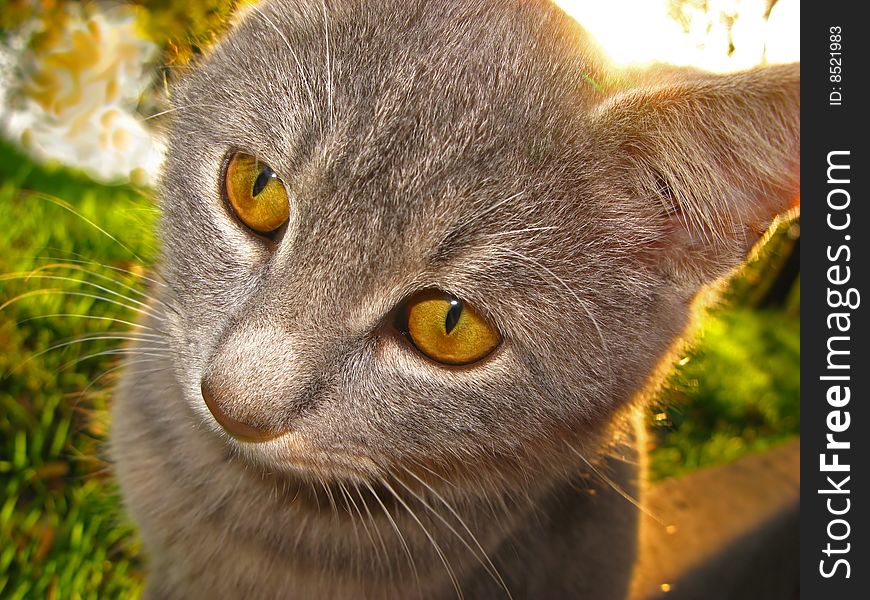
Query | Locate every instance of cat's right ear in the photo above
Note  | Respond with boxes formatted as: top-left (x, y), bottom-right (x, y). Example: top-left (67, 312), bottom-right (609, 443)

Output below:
top-left (592, 63), bottom-right (799, 288)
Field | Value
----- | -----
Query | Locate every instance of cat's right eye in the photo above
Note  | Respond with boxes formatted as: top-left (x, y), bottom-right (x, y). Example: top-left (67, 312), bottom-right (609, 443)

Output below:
top-left (224, 152), bottom-right (290, 234)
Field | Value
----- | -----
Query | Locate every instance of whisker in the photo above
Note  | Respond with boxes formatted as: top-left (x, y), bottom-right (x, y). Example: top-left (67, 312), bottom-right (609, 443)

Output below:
top-left (26, 256), bottom-right (167, 289)
top-left (23, 252), bottom-right (177, 306)
top-left (486, 226), bottom-right (558, 237)
top-left (250, 4), bottom-right (323, 136)
top-left (320, 0), bottom-right (334, 129)
top-left (336, 482), bottom-right (364, 571)
top-left (80, 358), bottom-right (168, 397)
top-left (563, 441), bottom-right (664, 526)
top-left (26, 262), bottom-right (163, 305)
top-left (20, 191), bottom-right (147, 266)
top-left (469, 191), bottom-right (527, 227)
top-left (499, 247), bottom-right (608, 352)
top-left (36, 246), bottom-right (171, 289)
top-left (380, 477), bottom-right (463, 600)
top-left (342, 483), bottom-right (382, 569)
top-left (17, 313), bottom-right (164, 335)
top-left (0, 289), bottom-right (167, 322)
top-left (398, 465), bottom-right (512, 599)
top-left (3, 273), bottom-right (160, 316)
top-left (406, 457), bottom-right (456, 489)
top-left (363, 481), bottom-right (420, 589)
top-left (354, 484), bottom-right (395, 584)
top-left (31, 332), bottom-right (167, 364)
top-left (58, 347), bottom-right (171, 374)
top-left (319, 479), bottom-right (339, 518)
top-left (479, 490), bottom-right (517, 544)
top-left (143, 103), bottom-right (223, 121)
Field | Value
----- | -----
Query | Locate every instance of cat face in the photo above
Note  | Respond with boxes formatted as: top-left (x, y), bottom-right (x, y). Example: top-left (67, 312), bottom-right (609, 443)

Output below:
top-left (154, 0), bottom-right (798, 493)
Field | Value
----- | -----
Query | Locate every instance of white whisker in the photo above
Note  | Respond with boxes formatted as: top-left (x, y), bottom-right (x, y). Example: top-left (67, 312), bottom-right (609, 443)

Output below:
top-left (398, 465), bottom-right (513, 599)
top-left (354, 484), bottom-right (395, 582)
top-left (380, 477), bottom-right (463, 599)
top-left (250, 4), bottom-right (323, 136)
top-left (5, 273), bottom-right (160, 315)
top-left (0, 289), bottom-right (167, 323)
top-left (29, 256), bottom-right (167, 289)
top-left (321, 0), bottom-right (335, 129)
top-left (59, 347), bottom-right (171, 374)
top-left (81, 358), bottom-right (168, 396)
top-left (144, 103), bottom-right (222, 121)
top-left (363, 481), bottom-right (420, 589)
top-left (499, 247), bottom-right (608, 352)
top-left (17, 313), bottom-right (163, 334)
top-left (486, 226), bottom-right (558, 237)
top-left (21, 191), bottom-right (148, 266)
top-left (564, 441), bottom-right (664, 526)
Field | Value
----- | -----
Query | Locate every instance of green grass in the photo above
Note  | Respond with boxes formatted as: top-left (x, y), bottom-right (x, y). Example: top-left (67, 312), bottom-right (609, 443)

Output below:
top-left (0, 138), bottom-right (154, 599)
top-left (0, 136), bottom-right (799, 597)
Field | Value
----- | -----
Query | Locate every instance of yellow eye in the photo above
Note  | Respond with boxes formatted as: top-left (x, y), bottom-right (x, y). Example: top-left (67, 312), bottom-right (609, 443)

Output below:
top-left (224, 152), bottom-right (289, 233)
top-left (404, 292), bottom-right (500, 365)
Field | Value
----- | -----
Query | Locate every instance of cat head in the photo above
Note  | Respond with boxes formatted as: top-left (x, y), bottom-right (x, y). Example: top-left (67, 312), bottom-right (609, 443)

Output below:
top-left (155, 0), bottom-right (798, 495)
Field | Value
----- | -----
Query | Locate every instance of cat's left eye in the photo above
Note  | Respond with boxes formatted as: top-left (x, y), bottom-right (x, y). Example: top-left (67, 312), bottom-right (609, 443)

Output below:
top-left (224, 152), bottom-right (290, 234)
top-left (399, 291), bottom-right (500, 366)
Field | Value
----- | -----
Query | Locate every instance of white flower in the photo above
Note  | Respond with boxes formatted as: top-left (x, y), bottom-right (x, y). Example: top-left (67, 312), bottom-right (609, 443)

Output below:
top-left (2, 2), bottom-right (163, 184)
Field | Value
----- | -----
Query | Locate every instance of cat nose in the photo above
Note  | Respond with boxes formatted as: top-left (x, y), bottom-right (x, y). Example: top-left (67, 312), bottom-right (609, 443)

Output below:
top-left (200, 379), bottom-right (286, 442)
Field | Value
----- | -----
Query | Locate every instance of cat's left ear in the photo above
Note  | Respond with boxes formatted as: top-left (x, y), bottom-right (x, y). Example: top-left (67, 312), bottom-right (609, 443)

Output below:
top-left (593, 63), bottom-right (799, 286)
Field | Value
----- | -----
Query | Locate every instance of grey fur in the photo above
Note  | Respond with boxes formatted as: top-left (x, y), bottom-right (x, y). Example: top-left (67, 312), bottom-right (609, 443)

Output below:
top-left (110, 0), bottom-right (799, 598)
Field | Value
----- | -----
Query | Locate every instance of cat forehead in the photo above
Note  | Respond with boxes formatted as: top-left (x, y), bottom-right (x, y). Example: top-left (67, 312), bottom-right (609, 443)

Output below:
top-left (170, 0), bottom-right (607, 212)
top-left (173, 0), bottom-right (607, 136)
top-left (158, 0), bottom-right (625, 299)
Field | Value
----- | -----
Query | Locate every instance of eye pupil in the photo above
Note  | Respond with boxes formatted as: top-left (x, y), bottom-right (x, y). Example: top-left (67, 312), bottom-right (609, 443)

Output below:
top-left (444, 299), bottom-right (463, 334)
top-left (251, 165), bottom-right (276, 197)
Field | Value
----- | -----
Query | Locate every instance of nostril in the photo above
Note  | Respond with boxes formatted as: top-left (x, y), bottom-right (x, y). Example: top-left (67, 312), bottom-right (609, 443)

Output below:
top-left (200, 379), bottom-right (283, 442)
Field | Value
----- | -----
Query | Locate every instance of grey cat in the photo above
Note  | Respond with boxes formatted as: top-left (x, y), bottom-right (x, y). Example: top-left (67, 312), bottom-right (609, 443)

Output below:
top-left (110, 0), bottom-right (800, 598)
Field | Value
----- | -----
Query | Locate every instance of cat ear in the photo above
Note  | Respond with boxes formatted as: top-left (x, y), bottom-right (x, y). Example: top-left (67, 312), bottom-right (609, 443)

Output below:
top-left (594, 63), bottom-right (799, 286)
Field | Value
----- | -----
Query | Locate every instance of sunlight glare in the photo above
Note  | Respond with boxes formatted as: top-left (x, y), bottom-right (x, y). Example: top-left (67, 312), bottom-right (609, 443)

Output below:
top-left (553, 0), bottom-right (799, 73)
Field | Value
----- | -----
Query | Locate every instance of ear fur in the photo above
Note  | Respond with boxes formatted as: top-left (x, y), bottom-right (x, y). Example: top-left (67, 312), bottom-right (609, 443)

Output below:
top-left (594, 63), bottom-right (799, 287)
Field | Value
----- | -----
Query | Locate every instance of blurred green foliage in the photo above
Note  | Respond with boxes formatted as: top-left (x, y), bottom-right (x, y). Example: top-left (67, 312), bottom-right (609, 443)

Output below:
top-left (133, 0), bottom-right (240, 64)
top-left (648, 307), bottom-right (800, 480)
top-left (648, 218), bottom-right (800, 480)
